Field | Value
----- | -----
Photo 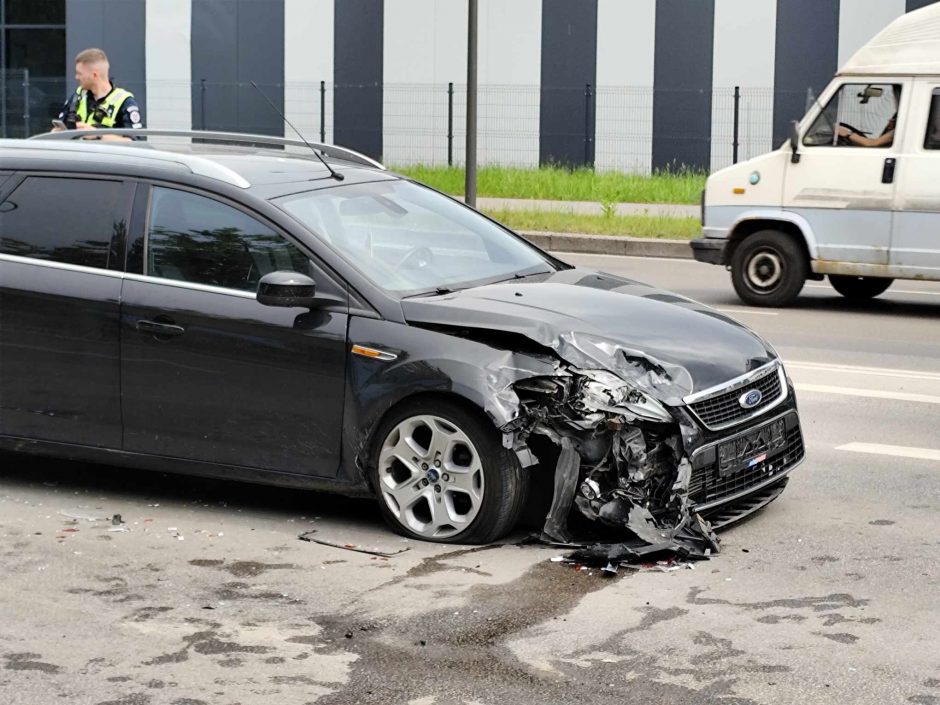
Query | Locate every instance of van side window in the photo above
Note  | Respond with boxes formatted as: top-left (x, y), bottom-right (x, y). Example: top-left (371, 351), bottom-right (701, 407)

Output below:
top-left (925, 89), bottom-right (940, 150)
top-left (804, 83), bottom-right (900, 148)
top-left (146, 187), bottom-right (312, 292)
top-left (0, 176), bottom-right (124, 269)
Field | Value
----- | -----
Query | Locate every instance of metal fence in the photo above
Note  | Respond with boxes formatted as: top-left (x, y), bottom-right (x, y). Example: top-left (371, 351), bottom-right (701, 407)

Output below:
top-left (2, 74), bottom-right (816, 173)
top-left (1, 70), bottom-right (67, 139)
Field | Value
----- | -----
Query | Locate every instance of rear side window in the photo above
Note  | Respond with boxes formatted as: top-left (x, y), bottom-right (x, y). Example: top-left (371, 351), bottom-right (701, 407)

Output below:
top-left (925, 89), bottom-right (940, 150)
top-left (0, 176), bottom-right (124, 269)
top-left (146, 187), bottom-right (312, 291)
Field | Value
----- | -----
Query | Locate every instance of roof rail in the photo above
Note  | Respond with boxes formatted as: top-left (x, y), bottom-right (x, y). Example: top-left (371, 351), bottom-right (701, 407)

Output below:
top-left (31, 128), bottom-right (386, 170)
top-left (6, 137), bottom-right (251, 188)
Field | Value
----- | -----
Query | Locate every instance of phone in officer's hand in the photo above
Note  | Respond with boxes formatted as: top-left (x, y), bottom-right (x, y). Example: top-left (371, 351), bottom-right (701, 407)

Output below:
top-left (51, 119), bottom-right (67, 130)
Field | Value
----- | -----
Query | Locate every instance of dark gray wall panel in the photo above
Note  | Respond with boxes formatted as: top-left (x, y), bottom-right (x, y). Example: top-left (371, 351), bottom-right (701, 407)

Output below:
top-left (539, 0), bottom-right (597, 168)
top-left (907, 0), bottom-right (939, 11)
top-left (191, 0), bottom-right (284, 136)
top-left (652, 0), bottom-right (714, 172)
top-left (334, 0), bottom-right (383, 160)
top-left (65, 0), bottom-right (146, 117)
top-left (772, 0), bottom-right (839, 146)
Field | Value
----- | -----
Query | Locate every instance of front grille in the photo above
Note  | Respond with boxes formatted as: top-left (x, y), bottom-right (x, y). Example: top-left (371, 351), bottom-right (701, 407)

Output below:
top-left (689, 424), bottom-right (804, 505)
top-left (689, 365), bottom-right (784, 430)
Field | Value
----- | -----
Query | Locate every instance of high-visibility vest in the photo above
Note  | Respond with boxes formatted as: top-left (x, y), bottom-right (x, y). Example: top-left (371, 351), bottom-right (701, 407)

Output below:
top-left (74, 86), bottom-right (134, 127)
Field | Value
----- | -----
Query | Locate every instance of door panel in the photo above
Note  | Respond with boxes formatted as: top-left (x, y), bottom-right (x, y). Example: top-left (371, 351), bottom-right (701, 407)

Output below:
top-left (891, 81), bottom-right (940, 275)
top-left (0, 260), bottom-right (122, 445)
top-left (120, 279), bottom-right (347, 474)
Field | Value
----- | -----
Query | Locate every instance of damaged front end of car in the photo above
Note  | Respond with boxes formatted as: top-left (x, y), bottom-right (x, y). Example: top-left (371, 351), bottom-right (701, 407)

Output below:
top-left (501, 364), bottom-right (721, 563)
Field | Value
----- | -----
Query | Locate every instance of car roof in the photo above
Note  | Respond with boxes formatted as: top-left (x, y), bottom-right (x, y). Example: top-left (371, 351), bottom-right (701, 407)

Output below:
top-left (1, 130), bottom-right (398, 196)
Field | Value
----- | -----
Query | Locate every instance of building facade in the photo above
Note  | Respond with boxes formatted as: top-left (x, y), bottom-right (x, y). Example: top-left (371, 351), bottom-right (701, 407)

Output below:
top-left (2, 0), bottom-right (937, 172)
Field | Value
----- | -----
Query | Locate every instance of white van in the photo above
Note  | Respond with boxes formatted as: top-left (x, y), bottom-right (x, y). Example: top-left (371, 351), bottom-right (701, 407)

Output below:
top-left (692, 5), bottom-right (940, 306)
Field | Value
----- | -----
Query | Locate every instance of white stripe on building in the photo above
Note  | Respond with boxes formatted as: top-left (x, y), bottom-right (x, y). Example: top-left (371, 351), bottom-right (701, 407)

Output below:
top-left (595, 0), bottom-right (655, 174)
top-left (383, 0), bottom-right (466, 166)
top-left (285, 0), bottom-right (333, 143)
top-left (476, 0), bottom-right (541, 168)
top-left (145, 0), bottom-right (192, 131)
top-left (382, 0), bottom-right (541, 168)
top-left (838, 0), bottom-right (906, 67)
top-left (710, 0), bottom-right (777, 171)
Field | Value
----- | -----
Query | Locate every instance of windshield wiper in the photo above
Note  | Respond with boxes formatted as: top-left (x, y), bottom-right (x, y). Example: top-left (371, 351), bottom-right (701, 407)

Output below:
top-left (489, 269), bottom-right (553, 285)
top-left (404, 286), bottom-right (458, 299)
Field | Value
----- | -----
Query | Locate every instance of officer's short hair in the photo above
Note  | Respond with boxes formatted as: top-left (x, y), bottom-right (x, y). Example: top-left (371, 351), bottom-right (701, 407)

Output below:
top-left (75, 48), bottom-right (109, 67)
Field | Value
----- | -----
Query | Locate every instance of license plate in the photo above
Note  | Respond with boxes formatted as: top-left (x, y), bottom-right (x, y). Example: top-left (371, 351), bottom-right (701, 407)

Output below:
top-left (717, 418), bottom-right (787, 477)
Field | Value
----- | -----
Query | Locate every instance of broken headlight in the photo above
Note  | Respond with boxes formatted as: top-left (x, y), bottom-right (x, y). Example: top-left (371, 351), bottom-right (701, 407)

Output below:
top-left (578, 370), bottom-right (674, 424)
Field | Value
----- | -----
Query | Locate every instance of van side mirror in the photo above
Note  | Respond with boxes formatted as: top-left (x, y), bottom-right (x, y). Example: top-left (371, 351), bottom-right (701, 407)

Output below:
top-left (257, 271), bottom-right (317, 308)
top-left (789, 120), bottom-right (802, 164)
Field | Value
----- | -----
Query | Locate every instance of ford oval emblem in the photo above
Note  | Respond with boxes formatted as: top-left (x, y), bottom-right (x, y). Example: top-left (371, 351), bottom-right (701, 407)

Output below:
top-left (740, 389), bottom-right (763, 409)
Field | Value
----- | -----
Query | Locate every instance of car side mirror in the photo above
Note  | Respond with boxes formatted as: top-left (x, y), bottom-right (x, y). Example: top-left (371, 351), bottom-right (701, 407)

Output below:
top-left (257, 271), bottom-right (317, 308)
top-left (789, 120), bottom-right (801, 164)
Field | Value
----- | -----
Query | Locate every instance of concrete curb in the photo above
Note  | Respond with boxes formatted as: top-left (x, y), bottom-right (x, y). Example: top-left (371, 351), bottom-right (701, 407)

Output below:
top-left (519, 231), bottom-right (694, 259)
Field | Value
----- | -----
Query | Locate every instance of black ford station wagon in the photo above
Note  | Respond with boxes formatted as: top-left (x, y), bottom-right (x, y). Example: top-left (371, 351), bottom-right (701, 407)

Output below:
top-left (0, 130), bottom-right (805, 549)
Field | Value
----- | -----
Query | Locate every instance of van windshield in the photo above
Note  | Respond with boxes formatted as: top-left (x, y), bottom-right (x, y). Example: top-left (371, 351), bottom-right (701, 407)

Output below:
top-left (274, 180), bottom-right (556, 295)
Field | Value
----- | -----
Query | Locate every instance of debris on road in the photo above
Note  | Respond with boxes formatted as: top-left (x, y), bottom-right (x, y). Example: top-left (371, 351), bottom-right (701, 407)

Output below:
top-left (58, 509), bottom-right (108, 522)
top-left (298, 530), bottom-right (410, 557)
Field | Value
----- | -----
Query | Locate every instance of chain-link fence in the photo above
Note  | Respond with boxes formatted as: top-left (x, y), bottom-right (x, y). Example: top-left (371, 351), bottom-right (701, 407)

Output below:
top-left (2, 75), bottom-right (817, 173)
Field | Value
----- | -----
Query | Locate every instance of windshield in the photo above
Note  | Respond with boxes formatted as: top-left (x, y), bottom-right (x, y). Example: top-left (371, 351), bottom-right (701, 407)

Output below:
top-left (274, 180), bottom-right (556, 294)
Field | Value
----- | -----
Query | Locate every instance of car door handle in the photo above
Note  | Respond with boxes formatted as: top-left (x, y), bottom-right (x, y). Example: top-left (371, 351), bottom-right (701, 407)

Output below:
top-left (882, 157), bottom-right (897, 184)
top-left (136, 319), bottom-right (185, 336)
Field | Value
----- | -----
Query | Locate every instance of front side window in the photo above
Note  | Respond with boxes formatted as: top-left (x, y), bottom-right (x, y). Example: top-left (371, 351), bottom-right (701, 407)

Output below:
top-left (925, 89), bottom-right (940, 150)
top-left (0, 176), bottom-right (123, 268)
top-left (803, 83), bottom-right (901, 148)
top-left (147, 187), bottom-right (312, 291)
top-left (275, 180), bottom-right (555, 295)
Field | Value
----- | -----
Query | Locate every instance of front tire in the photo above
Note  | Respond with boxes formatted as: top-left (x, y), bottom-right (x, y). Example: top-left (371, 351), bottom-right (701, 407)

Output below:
top-left (829, 275), bottom-right (893, 300)
top-left (370, 399), bottom-right (528, 544)
top-left (731, 230), bottom-right (808, 307)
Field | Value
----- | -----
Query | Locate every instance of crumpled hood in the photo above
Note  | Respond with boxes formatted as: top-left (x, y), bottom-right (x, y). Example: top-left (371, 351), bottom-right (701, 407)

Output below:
top-left (400, 268), bottom-right (776, 405)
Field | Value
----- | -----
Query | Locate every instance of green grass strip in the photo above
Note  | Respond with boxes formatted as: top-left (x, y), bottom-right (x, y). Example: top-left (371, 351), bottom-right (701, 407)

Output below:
top-left (482, 209), bottom-right (699, 240)
top-left (396, 165), bottom-right (706, 205)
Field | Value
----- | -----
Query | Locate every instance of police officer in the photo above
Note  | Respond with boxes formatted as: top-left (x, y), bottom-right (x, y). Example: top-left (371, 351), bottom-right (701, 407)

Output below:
top-left (53, 48), bottom-right (143, 138)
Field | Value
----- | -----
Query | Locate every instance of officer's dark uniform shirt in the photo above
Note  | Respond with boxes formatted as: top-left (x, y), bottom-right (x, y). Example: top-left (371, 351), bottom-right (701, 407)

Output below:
top-left (58, 83), bottom-right (144, 129)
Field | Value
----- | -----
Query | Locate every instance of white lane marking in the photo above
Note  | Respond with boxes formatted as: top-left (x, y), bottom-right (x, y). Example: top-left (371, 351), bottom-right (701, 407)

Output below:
top-left (795, 383), bottom-right (940, 405)
top-left (837, 443), bottom-right (940, 462)
top-left (785, 360), bottom-right (940, 382)
top-left (806, 283), bottom-right (940, 297)
top-left (715, 308), bottom-right (779, 316)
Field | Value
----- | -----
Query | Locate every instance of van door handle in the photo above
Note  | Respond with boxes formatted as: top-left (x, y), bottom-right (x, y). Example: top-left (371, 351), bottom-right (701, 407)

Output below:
top-left (882, 157), bottom-right (897, 184)
top-left (136, 319), bottom-right (185, 337)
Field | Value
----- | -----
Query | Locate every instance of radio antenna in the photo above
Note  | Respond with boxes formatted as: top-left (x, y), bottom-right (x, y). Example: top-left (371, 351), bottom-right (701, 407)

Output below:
top-left (250, 80), bottom-right (344, 181)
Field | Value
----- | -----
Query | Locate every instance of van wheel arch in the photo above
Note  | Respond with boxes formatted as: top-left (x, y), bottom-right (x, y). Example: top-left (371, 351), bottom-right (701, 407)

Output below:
top-left (727, 220), bottom-right (811, 266)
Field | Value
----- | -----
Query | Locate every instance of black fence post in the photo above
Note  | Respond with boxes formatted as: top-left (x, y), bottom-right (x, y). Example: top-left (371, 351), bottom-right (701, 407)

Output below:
top-left (447, 81), bottom-right (454, 167)
top-left (583, 83), bottom-right (594, 167)
top-left (319, 80), bottom-right (326, 142)
top-left (733, 85), bottom-right (740, 164)
top-left (200, 79), bottom-right (206, 130)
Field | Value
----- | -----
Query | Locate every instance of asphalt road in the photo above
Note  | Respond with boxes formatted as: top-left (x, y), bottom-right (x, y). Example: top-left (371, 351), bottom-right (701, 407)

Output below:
top-left (1, 255), bottom-right (938, 705)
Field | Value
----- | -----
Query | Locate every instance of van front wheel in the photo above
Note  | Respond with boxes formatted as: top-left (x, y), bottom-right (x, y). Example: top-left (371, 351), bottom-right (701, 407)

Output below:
top-left (731, 231), bottom-right (808, 307)
top-left (829, 275), bottom-right (893, 300)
